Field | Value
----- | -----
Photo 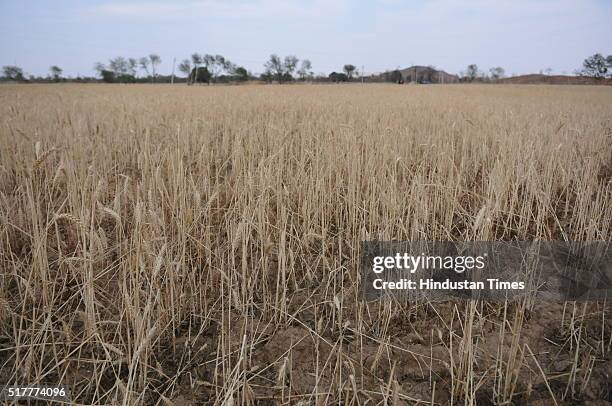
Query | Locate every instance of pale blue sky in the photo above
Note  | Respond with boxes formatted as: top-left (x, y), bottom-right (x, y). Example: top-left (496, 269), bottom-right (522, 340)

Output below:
top-left (1, 0), bottom-right (610, 78)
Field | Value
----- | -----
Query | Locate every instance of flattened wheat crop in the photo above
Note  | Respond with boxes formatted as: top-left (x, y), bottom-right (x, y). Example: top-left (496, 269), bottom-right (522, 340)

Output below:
top-left (0, 84), bottom-right (611, 404)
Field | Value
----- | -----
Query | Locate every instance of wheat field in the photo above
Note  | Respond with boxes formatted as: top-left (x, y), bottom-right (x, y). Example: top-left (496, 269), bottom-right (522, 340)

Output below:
top-left (0, 83), bottom-right (611, 405)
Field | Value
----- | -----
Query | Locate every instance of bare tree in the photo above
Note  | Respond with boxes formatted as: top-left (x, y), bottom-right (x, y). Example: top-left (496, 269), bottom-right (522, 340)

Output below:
top-left (179, 59), bottom-right (192, 84)
top-left (109, 57), bottom-right (129, 76)
top-left (128, 58), bottom-right (138, 77)
top-left (343, 64), bottom-right (356, 80)
top-left (264, 54), bottom-right (300, 84)
top-left (149, 54), bottom-right (161, 82)
top-left (139, 57), bottom-right (150, 77)
top-left (94, 62), bottom-right (105, 75)
top-left (297, 59), bottom-right (313, 80)
top-left (191, 53), bottom-right (202, 84)
top-left (203, 54), bottom-right (232, 82)
top-left (489, 67), bottom-right (505, 80)
top-left (465, 64), bottom-right (479, 82)
top-left (109, 57), bottom-right (133, 82)
top-left (264, 54), bottom-right (284, 82)
top-left (49, 65), bottom-right (63, 81)
top-left (224, 60), bottom-right (238, 75)
top-left (284, 56), bottom-right (299, 77)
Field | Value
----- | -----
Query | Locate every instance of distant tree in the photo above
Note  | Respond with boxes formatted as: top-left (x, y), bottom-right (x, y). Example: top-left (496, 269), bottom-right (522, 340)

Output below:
top-left (284, 55), bottom-right (299, 77)
top-left (128, 58), bottom-right (138, 77)
top-left (49, 65), bottom-right (63, 81)
top-left (465, 64), bottom-right (479, 82)
top-left (100, 70), bottom-right (115, 83)
top-left (265, 55), bottom-right (285, 83)
top-left (190, 53), bottom-right (203, 84)
top-left (109, 57), bottom-right (128, 76)
top-left (225, 61), bottom-right (239, 76)
top-left (109, 56), bottom-right (136, 82)
top-left (92, 57), bottom-right (134, 83)
top-left (264, 54), bottom-right (285, 83)
top-left (199, 54), bottom-right (238, 83)
top-left (343, 64), bottom-right (356, 80)
top-left (190, 66), bottom-right (211, 84)
top-left (178, 59), bottom-right (192, 84)
top-left (607, 55), bottom-right (612, 76)
top-left (191, 53), bottom-right (202, 66)
top-left (94, 62), bottom-right (106, 78)
top-left (139, 57), bottom-right (150, 77)
top-left (329, 72), bottom-right (348, 83)
top-left (148, 54), bottom-right (161, 82)
top-left (263, 54), bottom-right (300, 83)
top-left (297, 60), bottom-right (312, 80)
top-left (2, 65), bottom-right (24, 81)
top-left (489, 67), bottom-right (505, 80)
top-left (260, 71), bottom-right (273, 83)
top-left (203, 54), bottom-right (229, 83)
top-left (233, 66), bottom-right (249, 81)
top-left (581, 53), bottom-right (608, 78)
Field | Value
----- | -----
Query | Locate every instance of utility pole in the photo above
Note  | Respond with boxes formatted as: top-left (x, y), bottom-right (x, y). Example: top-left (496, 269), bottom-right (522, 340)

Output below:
top-left (362, 65), bottom-right (364, 83)
top-left (171, 57), bottom-right (176, 84)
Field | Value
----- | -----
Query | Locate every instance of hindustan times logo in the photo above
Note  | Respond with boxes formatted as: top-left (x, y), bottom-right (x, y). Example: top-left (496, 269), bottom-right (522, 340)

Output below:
top-left (362, 241), bottom-right (612, 301)
top-left (372, 253), bottom-right (487, 274)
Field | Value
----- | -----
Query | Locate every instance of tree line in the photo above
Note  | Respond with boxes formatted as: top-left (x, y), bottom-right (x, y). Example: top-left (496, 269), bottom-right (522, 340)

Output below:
top-left (93, 54), bottom-right (162, 83)
top-left (456, 54), bottom-right (612, 82)
top-left (2, 53), bottom-right (611, 83)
